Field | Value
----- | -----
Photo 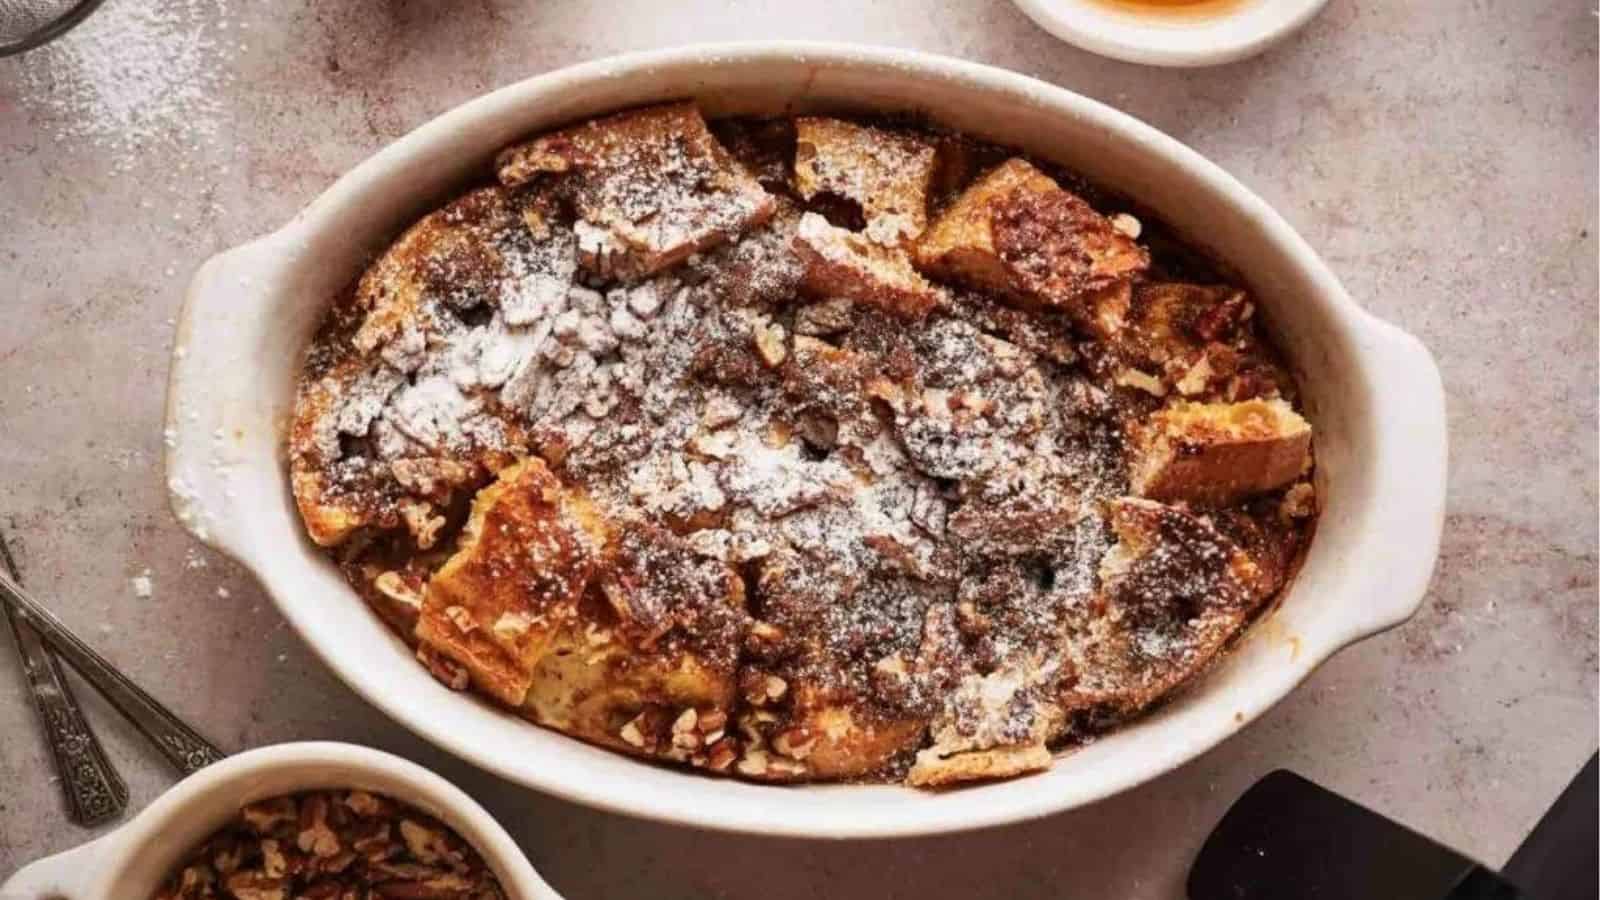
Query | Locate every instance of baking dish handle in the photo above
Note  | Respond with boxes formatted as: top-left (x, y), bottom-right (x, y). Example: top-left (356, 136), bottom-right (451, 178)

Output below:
top-left (164, 230), bottom-right (302, 566)
top-left (1343, 315), bottom-right (1449, 636)
top-left (0, 832), bottom-right (115, 900)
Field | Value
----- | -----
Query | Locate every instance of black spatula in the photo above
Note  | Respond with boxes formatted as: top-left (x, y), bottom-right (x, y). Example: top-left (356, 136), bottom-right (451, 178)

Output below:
top-left (1189, 756), bottom-right (1597, 900)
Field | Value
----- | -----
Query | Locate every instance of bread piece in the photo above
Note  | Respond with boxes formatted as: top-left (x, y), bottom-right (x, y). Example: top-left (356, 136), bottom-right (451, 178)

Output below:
top-left (907, 656), bottom-right (1063, 787)
top-left (913, 158), bottom-right (1147, 325)
top-left (792, 117), bottom-right (938, 244)
top-left (496, 102), bottom-right (775, 280)
top-left (288, 187), bottom-right (535, 547)
top-left (522, 524), bottom-right (746, 764)
top-left (522, 625), bottom-right (740, 764)
top-left (688, 200), bottom-right (807, 310)
top-left (1122, 282), bottom-right (1249, 368)
top-left (780, 334), bottom-right (882, 453)
top-left (421, 464), bottom-right (747, 760)
top-left (290, 355), bottom-right (505, 549)
top-left (595, 523), bottom-right (748, 659)
top-left (1057, 497), bottom-right (1266, 719)
top-left (908, 742), bottom-right (1053, 788)
top-left (863, 319), bottom-right (1054, 483)
top-left (289, 355), bottom-right (390, 547)
top-left (1130, 398), bottom-right (1311, 505)
top-left (945, 487), bottom-right (1080, 557)
top-left (352, 186), bottom-right (538, 355)
top-left (792, 212), bottom-right (944, 319)
top-left (1110, 282), bottom-right (1254, 396)
top-left (756, 680), bottom-right (930, 783)
top-left (734, 550), bottom-right (933, 782)
top-left (417, 459), bottom-right (608, 706)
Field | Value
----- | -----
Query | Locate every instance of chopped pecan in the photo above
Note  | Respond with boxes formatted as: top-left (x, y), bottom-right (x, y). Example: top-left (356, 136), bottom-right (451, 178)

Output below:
top-left (154, 789), bottom-right (507, 900)
top-left (224, 872), bottom-right (289, 900)
top-left (1191, 291), bottom-right (1252, 342)
top-left (417, 645), bottom-right (470, 691)
top-left (241, 797), bottom-right (298, 835)
top-left (297, 793), bottom-right (342, 858)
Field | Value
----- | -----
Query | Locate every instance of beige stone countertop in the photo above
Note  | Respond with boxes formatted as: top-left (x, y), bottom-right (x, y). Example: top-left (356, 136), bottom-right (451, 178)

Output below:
top-left (0, 1), bottom-right (1595, 897)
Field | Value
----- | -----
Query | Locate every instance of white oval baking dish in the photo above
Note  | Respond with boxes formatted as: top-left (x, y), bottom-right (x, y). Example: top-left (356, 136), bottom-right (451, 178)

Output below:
top-left (164, 42), bottom-right (1447, 839)
top-left (0, 743), bottom-right (560, 899)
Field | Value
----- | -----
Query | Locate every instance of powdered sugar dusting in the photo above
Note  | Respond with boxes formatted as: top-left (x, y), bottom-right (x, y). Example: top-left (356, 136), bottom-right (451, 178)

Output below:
top-left (15, 0), bottom-right (235, 170)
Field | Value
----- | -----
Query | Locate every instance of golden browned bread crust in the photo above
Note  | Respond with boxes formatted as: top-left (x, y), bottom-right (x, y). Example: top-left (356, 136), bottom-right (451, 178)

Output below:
top-left (1129, 398), bottom-right (1312, 505)
top-left (496, 102), bottom-right (775, 281)
top-left (421, 462), bottom-right (750, 767)
top-left (524, 524), bottom-right (749, 769)
top-left (907, 654), bottom-right (1064, 787)
top-left (908, 743), bottom-right (1053, 787)
top-left (417, 458), bottom-right (606, 705)
top-left (914, 158), bottom-right (1148, 327)
top-left (288, 186), bottom-right (532, 548)
top-left (792, 212), bottom-right (945, 319)
top-left (1058, 497), bottom-right (1269, 719)
top-left (792, 117), bottom-right (938, 244)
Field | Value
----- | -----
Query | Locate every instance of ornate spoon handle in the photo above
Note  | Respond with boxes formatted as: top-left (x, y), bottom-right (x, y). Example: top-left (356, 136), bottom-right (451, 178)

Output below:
top-left (0, 567), bottom-right (226, 776)
top-left (0, 547), bottom-right (128, 825)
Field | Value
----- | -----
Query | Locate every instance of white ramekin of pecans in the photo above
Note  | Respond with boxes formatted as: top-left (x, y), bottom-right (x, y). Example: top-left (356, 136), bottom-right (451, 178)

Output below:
top-left (0, 742), bottom-right (559, 899)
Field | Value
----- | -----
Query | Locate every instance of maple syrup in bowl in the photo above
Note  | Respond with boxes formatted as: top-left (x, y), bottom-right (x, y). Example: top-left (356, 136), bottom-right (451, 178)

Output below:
top-left (1086, 0), bottom-right (1250, 19)
top-left (1008, 0), bottom-right (1329, 66)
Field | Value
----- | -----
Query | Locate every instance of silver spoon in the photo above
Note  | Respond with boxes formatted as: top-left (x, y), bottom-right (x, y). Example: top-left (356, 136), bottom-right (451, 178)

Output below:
top-left (0, 557), bottom-right (225, 778)
top-left (0, 533), bottom-right (127, 826)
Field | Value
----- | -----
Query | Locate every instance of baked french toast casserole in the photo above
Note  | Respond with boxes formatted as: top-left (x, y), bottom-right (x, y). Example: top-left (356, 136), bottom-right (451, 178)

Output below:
top-left (288, 102), bottom-right (1317, 787)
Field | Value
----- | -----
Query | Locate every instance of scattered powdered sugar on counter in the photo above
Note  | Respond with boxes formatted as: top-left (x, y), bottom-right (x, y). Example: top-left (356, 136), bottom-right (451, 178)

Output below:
top-left (15, 0), bottom-right (234, 167)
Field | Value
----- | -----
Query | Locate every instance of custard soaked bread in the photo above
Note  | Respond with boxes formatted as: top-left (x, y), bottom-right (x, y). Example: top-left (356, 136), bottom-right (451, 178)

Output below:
top-left (914, 158), bottom-right (1148, 335)
top-left (289, 186), bottom-right (535, 548)
top-left (291, 103), bottom-right (1318, 787)
top-left (792, 212), bottom-right (945, 319)
top-left (792, 117), bottom-right (939, 244)
top-left (1129, 399), bottom-right (1311, 505)
top-left (497, 102), bottom-right (775, 280)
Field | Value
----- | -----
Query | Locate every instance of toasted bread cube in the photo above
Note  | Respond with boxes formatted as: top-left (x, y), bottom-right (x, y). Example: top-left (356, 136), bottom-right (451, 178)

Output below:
top-left (907, 743), bottom-right (1052, 787)
top-left (772, 694), bottom-right (928, 782)
top-left (523, 627), bottom-right (739, 757)
top-left (1130, 398), bottom-right (1311, 505)
top-left (914, 158), bottom-right (1148, 320)
top-left (792, 117), bottom-right (937, 244)
top-left (946, 487), bottom-right (1081, 556)
top-left (524, 526), bottom-right (745, 758)
top-left (352, 186), bottom-right (531, 355)
top-left (424, 475), bottom-right (745, 754)
top-left (496, 102), bottom-right (776, 280)
top-left (1058, 497), bottom-right (1266, 718)
top-left (907, 656), bottom-right (1063, 786)
top-left (417, 459), bottom-right (609, 706)
top-left (792, 212), bottom-right (943, 319)
top-left (287, 189), bottom-right (539, 549)
top-left (1119, 281), bottom-right (1252, 370)
top-left (291, 473), bottom-right (369, 547)
top-left (737, 550), bottom-right (932, 782)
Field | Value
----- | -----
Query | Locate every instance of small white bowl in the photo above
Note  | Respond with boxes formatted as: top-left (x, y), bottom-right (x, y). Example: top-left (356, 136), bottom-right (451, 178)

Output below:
top-left (0, 742), bottom-right (561, 900)
top-left (1009, 0), bottom-right (1332, 67)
